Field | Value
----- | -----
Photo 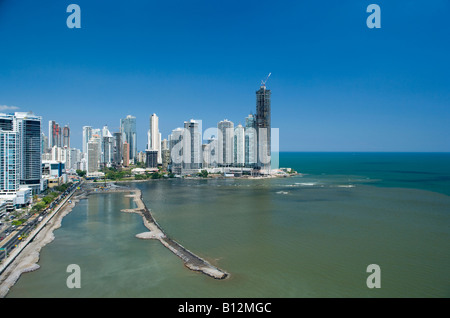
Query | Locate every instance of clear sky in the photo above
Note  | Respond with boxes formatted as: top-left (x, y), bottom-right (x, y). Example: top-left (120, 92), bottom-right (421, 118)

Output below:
top-left (0, 0), bottom-right (449, 152)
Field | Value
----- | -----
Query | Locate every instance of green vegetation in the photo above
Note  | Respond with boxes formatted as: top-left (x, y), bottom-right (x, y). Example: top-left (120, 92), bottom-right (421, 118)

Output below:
top-left (12, 219), bottom-right (27, 226)
top-left (76, 169), bottom-right (86, 177)
top-left (134, 171), bottom-right (163, 180)
top-left (31, 201), bottom-right (47, 212)
top-left (151, 172), bottom-right (162, 179)
top-left (101, 167), bottom-right (132, 181)
top-left (198, 170), bottom-right (209, 178)
top-left (30, 182), bottom-right (73, 213)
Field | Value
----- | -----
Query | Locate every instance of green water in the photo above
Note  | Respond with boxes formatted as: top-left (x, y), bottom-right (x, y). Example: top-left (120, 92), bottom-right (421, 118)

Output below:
top-left (6, 153), bottom-right (450, 297)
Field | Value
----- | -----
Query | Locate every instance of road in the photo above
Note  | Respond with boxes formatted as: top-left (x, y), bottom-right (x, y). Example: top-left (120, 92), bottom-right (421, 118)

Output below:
top-left (0, 181), bottom-right (80, 262)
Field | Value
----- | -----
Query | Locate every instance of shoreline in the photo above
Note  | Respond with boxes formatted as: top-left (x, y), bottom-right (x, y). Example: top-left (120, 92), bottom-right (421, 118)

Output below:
top-left (0, 189), bottom-right (85, 298)
top-left (0, 184), bottom-right (227, 298)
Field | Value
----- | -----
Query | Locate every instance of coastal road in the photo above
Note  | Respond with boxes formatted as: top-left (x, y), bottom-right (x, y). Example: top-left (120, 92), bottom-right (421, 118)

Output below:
top-left (0, 181), bottom-right (81, 263)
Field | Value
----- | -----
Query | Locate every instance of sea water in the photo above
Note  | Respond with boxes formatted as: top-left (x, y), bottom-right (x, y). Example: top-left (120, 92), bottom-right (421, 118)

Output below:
top-left (6, 153), bottom-right (450, 297)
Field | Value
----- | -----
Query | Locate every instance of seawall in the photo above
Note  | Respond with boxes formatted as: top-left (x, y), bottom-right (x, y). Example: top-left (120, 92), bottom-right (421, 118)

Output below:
top-left (94, 187), bottom-right (229, 280)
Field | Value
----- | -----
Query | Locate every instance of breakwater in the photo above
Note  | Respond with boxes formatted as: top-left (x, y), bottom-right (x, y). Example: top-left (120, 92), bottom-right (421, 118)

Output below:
top-left (90, 186), bottom-right (229, 280)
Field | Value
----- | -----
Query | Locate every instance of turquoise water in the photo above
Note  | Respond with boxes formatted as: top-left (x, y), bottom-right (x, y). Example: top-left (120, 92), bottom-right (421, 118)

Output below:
top-left (6, 153), bottom-right (450, 297)
top-left (281, 152), bottom-right (450, 195)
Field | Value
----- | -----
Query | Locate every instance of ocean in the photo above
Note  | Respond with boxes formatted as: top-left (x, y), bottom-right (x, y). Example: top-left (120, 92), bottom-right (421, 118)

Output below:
top-left (6, 152), bottom-right (450, 297)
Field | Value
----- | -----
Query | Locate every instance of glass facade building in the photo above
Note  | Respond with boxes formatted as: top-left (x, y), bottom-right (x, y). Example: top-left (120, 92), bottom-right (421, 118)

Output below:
top-left (0, 115), bottom-right (19, 195)
top-left (120, 115), bottom-right (137, 163)
top-left (15, 112), bottom-right (42, 193)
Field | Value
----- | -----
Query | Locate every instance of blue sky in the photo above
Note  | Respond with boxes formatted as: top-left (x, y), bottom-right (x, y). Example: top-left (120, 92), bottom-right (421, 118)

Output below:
top-left (0, 0), bottom-right (449, 151)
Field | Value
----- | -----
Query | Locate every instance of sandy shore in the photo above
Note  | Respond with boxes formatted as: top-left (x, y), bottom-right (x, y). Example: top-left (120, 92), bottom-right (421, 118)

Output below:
top-left (0, 192), bottom-right (83, 298)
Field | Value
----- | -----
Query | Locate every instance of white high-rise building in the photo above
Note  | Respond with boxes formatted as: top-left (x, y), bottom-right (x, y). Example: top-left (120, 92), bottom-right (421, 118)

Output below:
top-left (184, 119), bottom-right (202, 170)
top-left (87, 135), bottom-right (101, 174)
top-left (169, 127), bottom-right (184, 174)
top-left (0, 114), bottom-right (19, 195)
top-left (218, 119), bottom-right (234, 166)
top-left (147, 113), bottom-right (162, 164)
top-left (234, 124), bottom-right (245, 167)
top-left (82, 126), bottom-right (92, 154)
top-left (245, 114), bottom-right (257, 167)
top-left (101, 125), bottom-right (114, 167)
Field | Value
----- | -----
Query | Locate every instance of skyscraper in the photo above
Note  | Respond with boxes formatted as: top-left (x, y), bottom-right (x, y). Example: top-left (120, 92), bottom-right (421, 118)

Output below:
top-left (87, 134), bottom-right (101, 174)
top-left (255, 82), bottom-right (271, 171)
top-left (234, 124), bottom-right (245, 167)
top-left (120, 115), bottom-right (137, 163)
top-left (112, 132), bottom-right (122, 166)
top-left (41, 132), bottom-right (48, 153)
top-left (218, 119), bottom-right (234, 166)
top-left (147, 114), bottom-right (162, 164)
top-left (82, 126), bottom-right (92, 154)
top-left (122, 141), bottom-right (130, 167)
top-left (169, 127), bottom-right (184, 174)
top-left (245, 114), bottom-right (257, 167)
top-left (49, 120), bottom-right (61, 148)
top-left (101, 125), bottom-right (113, 168)
top-left (0, 114), bottom-right (19, 195)
top-left (62, 125), bottom-right (70, 148)
top-left (184, 119), bottom-right (202, 170)
top-left (15, 112), bottom-right (42, 194)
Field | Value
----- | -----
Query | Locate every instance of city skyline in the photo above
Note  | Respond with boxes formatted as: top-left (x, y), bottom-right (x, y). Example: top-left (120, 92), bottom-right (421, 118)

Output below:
top-left (0, 1), bottom-right (449, 152)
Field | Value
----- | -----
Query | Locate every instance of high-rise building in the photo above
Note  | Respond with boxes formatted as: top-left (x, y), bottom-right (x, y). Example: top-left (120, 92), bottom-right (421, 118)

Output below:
top-left (147, 113), bottom-right (162, 164)
top-left (49, 120), bottom-right (61, 148)
top-left (122, 141), bottom-right (130, 167)
top-left (255, 82), bottom-right (271, 171)
top-left (184, 119), bottom-right (202, 170)
top-left (145, 150), bottom-right (158, 168)
top-left (41, 132), bottom-right (49, 153)
top-left (234, 124), bottom-right (245, 167)
top-left (82, 126), bottom-right (92, 154)
top-left (120, 115), bottom-right (137, 163)
top-left (245, 114), bottom-right (257, 167)
top-left (15, 112), bottom-right (42, 194)
top-left (0, 114), bottom-right (19, 195)
top-left (168, 127), bottom-right (184, 174)
top-left (87, 134), bottom-right (101, 174)
top-left (101, 125), bottom-right (113, 167)
top-left (68, 148), bottom-right (81, 170)
top-left (218, 119), bottom-right (234, 166)
top-left (112, 132), bottom-right (122, 166)
top-left (62, 125), bottom-right (70, 148)
top-left (202, 135), bottom-right (218, 168)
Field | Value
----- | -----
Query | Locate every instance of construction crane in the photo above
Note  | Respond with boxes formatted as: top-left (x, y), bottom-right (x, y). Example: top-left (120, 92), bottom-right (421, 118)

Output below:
top-left (261, 72), bottom-right (271, 87)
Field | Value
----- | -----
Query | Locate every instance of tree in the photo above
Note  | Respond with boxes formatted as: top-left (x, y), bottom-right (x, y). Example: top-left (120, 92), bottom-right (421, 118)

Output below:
top-left (32, 201), bottom-right (47, 212)
top-left (76, 170), bottom-right (86, 177)
top-left (198, 170), bottom-right (208, 178)
top-left (151, 172), bottom-right (161, 179)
